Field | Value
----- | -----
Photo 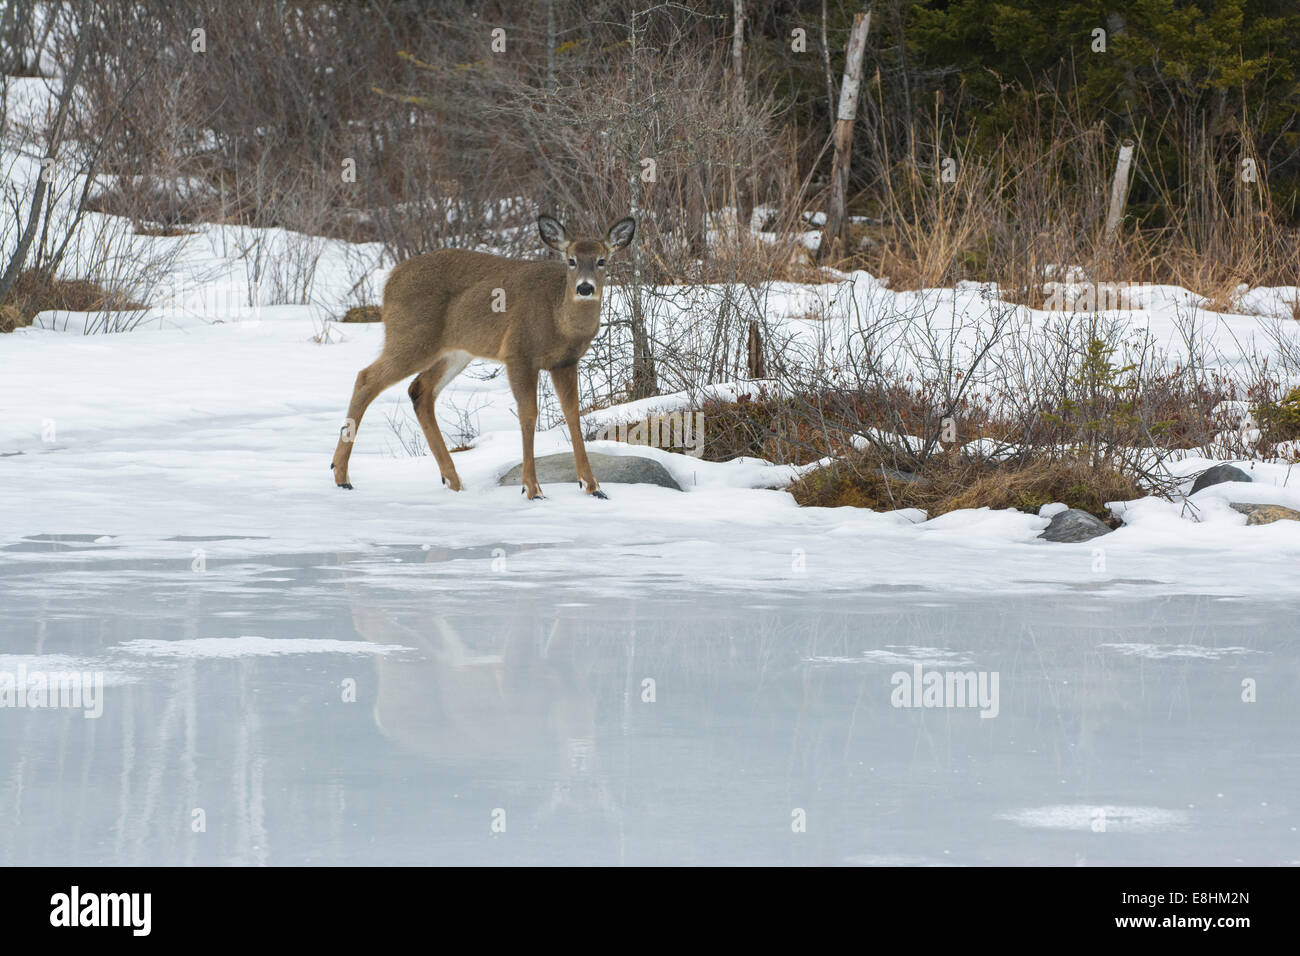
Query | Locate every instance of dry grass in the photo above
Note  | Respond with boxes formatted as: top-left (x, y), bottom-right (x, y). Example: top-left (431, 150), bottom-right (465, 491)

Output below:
top-left (83, 180), bottom-right (211, 233)
top-left (340, 305), bottom-right (382, 323)
top-left (789, 450), bottom-right (1142, 521)
top-left (824, 94), bottom-right (1300, 307)
top-left (591, 391), bottom-right (1146, 521)
top-left (132, 223), bottom-right (197, 237)
top-left (688, 390), bottom-right (1004, 466)
top-left (0, 304), bottom-right (25, 333)
top-left (0, 270), bottom-right (144, 331)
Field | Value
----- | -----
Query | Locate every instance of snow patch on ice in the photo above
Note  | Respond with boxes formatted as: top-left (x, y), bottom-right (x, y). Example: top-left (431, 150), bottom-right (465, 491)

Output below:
top-left (1098, 643), bottom-right (1258, 660)
top-left (803, 646), bottom-right (975, 667)
top-left (115, 637), bottom-right (413, 658)
top-left (997, 804), bottom-right (1191, 832)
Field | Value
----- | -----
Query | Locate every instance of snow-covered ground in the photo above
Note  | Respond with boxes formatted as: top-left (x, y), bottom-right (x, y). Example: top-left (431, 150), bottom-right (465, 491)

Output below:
top-left (5, 295), bottom-right (1300, 597)
top-left (5, 61), bottom-right (1300, 597)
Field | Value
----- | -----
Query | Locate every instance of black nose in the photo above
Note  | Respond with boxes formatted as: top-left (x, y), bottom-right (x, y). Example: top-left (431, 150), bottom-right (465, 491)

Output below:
top-left (576, 282), bottom-right (595, 296)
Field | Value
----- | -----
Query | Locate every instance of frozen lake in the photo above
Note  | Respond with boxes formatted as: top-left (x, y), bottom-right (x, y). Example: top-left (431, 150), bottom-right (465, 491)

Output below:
top-left (1, 541), bottom-right (1294, 865)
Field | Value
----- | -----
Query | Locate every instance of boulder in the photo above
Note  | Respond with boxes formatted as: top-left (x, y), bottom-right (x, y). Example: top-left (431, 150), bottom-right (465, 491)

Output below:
top-left (1229, 502), bottom-right (1300, 526)
top-left (499, 452), bottom-right (683, 491)
top-left (1039, 508), bottom-right (1112, 542)
top-left (1189, 463), bottom-right (1252, 495)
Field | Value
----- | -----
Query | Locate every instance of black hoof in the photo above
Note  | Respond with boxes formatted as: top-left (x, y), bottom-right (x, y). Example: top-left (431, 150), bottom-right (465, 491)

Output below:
top-left (337, 482), bottom-right (353, 490)
top-left (592, 490), bottom-right (609, 499)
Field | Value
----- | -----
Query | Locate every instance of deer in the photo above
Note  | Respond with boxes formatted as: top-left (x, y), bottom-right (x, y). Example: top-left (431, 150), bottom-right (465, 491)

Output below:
top-left (331, 214), bottom-right (636, 500)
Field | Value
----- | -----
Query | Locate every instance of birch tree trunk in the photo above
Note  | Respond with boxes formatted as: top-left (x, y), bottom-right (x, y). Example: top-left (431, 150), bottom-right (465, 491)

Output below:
top-left (819, 10), bottom-right (871, 264)
top-left (627, 3), bottom-right (656, 399)
top-left (1103, 138), bottom-right (1135, 244)
top-left (732, 0), bottom-right (744, 81)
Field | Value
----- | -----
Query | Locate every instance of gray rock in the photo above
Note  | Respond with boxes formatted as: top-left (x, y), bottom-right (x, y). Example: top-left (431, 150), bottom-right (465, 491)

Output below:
top-left (1190, 463), bottom-right (1252, 495)
top-left (499, 452), bottom-right (682, 491)
top-left (1038, 508), bottom-right (1112, 542)
top-left (1229, 502), bottom-right (1300, 526)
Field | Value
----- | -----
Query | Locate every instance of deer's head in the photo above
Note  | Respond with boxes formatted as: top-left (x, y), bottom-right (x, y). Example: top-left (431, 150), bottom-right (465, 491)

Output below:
top-left (538, 214), bottom-right (636, 303)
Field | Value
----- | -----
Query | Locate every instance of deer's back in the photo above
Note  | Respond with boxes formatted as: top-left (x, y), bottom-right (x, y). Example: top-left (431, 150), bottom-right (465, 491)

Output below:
top-left (384, 248), bottom-right (562, 316)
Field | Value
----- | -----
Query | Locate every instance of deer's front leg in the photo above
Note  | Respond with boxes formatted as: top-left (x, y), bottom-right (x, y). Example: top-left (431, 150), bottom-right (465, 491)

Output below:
top-left (508, 363), bottom-right (544, 499)
top-left (550, 362), bottom-right (605, 498)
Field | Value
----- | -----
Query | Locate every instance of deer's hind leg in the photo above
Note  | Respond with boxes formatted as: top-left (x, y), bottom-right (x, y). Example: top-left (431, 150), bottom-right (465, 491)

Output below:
top-left (409, 350), bottom-right (472, 491)
top-left (332, 354), bottom-right (417, 489)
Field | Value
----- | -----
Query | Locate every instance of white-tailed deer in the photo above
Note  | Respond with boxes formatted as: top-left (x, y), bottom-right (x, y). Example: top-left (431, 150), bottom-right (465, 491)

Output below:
top-left (332, 214), bottom-right (636, 499)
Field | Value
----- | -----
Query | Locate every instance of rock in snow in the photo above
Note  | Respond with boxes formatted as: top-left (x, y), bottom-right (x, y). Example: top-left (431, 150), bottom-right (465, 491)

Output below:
top-left (1189, 462), bottom-right (1253, 494)
top-left (499, 452), bottom-right (683, 491)
top-left (1229, 502), bottom-right (1300, 526)
top-left (1038, 508), bottom-right (1112, 543)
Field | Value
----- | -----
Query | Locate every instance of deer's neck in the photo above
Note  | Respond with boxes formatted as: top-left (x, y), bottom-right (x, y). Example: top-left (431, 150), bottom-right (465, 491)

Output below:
top-left (557, 295), bottom-right (601, 342)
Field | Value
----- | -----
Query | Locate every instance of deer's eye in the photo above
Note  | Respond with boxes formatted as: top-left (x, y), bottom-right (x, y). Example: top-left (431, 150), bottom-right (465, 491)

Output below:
top-left (596, 258), bottom-right (606, 267)
top-left (567, 258), bottom-right (577, 268)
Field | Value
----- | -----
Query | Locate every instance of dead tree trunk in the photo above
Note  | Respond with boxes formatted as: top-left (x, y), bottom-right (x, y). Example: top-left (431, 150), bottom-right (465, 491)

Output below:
top-left (819, 9), bottom-right (871, 264)
top-left (746, 320), bottom-right (766, 379)
top-left (1103, 138), bottom-right (1136, 246)
top-left (686, 167), bottom-right (706, 259)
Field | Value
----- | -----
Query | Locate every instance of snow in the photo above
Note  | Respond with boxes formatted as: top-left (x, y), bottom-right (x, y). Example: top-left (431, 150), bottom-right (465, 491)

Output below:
top-left (997, 805), bottom-right (1192, 833)
top-left (4, 68), bottom-right (1300, 601)
top-left (1097, 643), bottom-right (1258, 660)
top-left (5, 263), bottom-right (1300, 601)
top-left (115, 637), bottom-right (412, 658)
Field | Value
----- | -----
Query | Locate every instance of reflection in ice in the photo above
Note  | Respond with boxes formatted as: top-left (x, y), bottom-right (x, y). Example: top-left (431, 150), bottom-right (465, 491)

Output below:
top-left (0, 545), bottom-right (1295, 865)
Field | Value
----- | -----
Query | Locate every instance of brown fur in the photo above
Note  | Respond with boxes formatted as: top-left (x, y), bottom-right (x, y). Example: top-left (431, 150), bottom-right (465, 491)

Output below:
top-left (331, 215), bottom-right (635, 498)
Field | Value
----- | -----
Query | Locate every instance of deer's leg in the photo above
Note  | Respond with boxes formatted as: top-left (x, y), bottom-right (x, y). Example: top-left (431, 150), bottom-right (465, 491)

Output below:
top-left (332, 357), bottom-right (411, 489)
top-left (508, 363), bottom-right (544, 499)
top-left (550, 363), bottom-right (604, 498)
top-left (409, 352), bottom-right (472, 491)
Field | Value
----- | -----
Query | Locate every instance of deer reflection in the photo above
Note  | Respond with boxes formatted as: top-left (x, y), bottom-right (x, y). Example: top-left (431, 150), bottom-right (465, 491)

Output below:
top-left (342, 569), bottom-right (618, 828)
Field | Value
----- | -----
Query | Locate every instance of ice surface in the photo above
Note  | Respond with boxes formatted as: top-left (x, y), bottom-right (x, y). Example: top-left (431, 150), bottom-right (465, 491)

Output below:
top-left (0, 551), bottom-right (1293, 865)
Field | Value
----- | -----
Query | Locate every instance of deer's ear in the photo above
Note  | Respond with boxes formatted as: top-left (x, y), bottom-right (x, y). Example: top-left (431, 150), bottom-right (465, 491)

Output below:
top-left (537, 215), bottom-right (570, 252)
top-left (606, 216), bottom-right (636, 250)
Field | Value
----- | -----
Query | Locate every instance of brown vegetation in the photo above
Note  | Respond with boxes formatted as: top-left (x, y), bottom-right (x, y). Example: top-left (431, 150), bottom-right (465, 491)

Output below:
top-left (789, 451), bottom-right (1143, 522)
top-left (340, 305), bottom-right (383, 323)
top-left (0, 270), bottom-right (143, 331)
